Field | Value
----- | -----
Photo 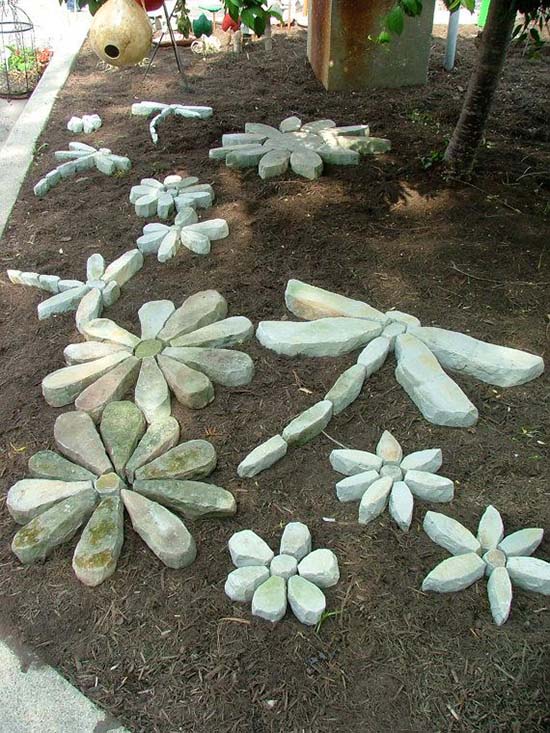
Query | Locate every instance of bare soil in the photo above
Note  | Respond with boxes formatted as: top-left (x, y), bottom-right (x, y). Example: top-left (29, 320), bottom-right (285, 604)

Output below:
top-left (0, 25), bottom-right (549, 733)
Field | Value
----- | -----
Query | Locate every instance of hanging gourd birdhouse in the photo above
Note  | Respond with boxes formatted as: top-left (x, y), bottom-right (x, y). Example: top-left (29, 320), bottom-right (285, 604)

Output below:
top-left (89, 0), bottom-right (152, 68)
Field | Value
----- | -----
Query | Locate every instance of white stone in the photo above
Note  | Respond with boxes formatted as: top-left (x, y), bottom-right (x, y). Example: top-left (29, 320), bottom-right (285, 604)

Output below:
top-left (285, 279), bottom-right (387, 323)
top-left (483, 548), bottom-right (506, 576)
top-left (54, 411), bottom-right (112, 476)
top-left (86, 253), bottom-right (105, 281)
top-left (385, 310), bottom-right (421, 328)
top-left (381, 321), bottom-right (406, 346)
top-left (158, 290), bottom-right (228, 343)
top-left (225, 566), bottom-right (270, 602)
top-left (477, 505), bottom-right (504, 552)
top-left (358, 476), bottom-right (392, 524)
top-left (138, 300), bottom-right (175, 340)
top-left (226, 145), bottom-right (265, 169)
top-left (422, 553), bottom-right (486, 593)
top-left (289, 149), bottom-right (323, 180)
top-left (229, 529), bottom-right (274, 567)
top-left (298, 548), bottom-right (339, 588)
top-left (356, 336), bottom-right (391, 376)
top-left (498, 528), bottom-right (544, 557)
top-left (256, 318), bottom-right (382, 357)
top-left (280, 522), bottom-right (311, 561)
top-left (170, 316), bottom-right (253, 349)
top-left (330, 449), bottom-right (382, 476)
top-left (409, 326), bottom-right (544, 388)
top-left (336, 470), bottom-right (379, 502)
top-left (102, 249), bottom-right (143, 287)
top-left (64, 342), bottom-right (129, 365)
top-left (400, 449), bottom-right (442, 473)
top-left (287, 575), bottom-right (326, 626)
top-left (506, 556), bottom-right (550, 594)
top-left (37, 285), bottom-right (91, 320)
top-left (282, 400), bottom-right (333, 447)
top-left (380, 464), bottom-right (403, 481)
top-left (258, 149), bottom-right (290, 179)
top-left (404, 470), bottom-right (454, 503)
top-left (324, 364), bottom-right (367, 414)
top-left (42, 351), bottom-right (129, 407)
top-left (317, 145), bottom-right (360, 166)
top-left (237, 435), bottom-right (288, 478)
top-left (251, 576), bottom-right (287, 623)
top-left (423, 511), bottom-right (481, 556)
top-left (388, 481), bottom-right (414, 531)
top-left (222, 132), bottom-right (267, 147)
top-left (376, 430), bottom-right (402, 465)
top-left (395, 333), bottom-right (479, 428)
top-left (38, 274), bottom-right (61, 293)
top-left (487, 566), bottom-right (513, 626)
top-left (67, 116), bottom-right (83, 133)
top-left (279, 116), bottom-right (302, 133)
top-left (270, 554), bottom-right (298, 579)
top-left (82, 318), bottom-right (139, 349)
top-left (135, 357), bottom-right (171, 424)
top-left (75, 289), bottom-right (103, 334)
top-left (7, 479), bottom-right (94, 524)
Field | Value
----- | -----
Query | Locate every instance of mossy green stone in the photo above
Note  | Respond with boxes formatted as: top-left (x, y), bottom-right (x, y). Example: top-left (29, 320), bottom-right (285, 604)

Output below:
top-left (28, 450), bottom-right (97, 482)
top-left (135, 439), bottom-right (216, 481)
top-left (134, 339), bottom-right (163, 358)
top-left (133, 479), bottom-right (236, 519)
top-left (99, 401), bottom-right (146, 474)
top-left (95, 472), bottom-right (126, 496)
top-left (125, 417), bottom-right (180, 482)
top-left (72, 495), bottom-right (124, 586)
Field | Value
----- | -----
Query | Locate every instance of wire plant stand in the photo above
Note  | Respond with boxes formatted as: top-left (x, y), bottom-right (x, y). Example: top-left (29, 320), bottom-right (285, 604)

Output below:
top-left (0, 0), bottom-right (39, 98)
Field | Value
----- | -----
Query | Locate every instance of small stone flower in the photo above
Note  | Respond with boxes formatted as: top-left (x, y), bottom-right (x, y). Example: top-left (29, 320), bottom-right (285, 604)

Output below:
top-left (225, 522), bottom-right (340, 626)
top-left (330, 430), bottom-right (453, 531)
top-left (210, 116), bottom-right (389, 180)
top-left (34, 142), bottom-right (131, 198)
top-left (7, 403), bottom-right (236, 586)
top-left (129, 174), bottom-right (215, 219)
top-left (422, 507), bottom-right (550, 625)
top-left (137, 207), bottom-right (229, 261)
top-left (7, 250), bottom-right (143, 328)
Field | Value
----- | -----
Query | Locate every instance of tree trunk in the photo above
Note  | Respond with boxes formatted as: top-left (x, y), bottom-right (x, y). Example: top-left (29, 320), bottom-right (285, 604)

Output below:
top-left (443, 0), bottom-right (517, 177)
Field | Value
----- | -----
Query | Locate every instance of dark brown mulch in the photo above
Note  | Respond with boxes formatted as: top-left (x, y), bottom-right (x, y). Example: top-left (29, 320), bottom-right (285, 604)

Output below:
top-left (0, 25), bottom-right (549, 733)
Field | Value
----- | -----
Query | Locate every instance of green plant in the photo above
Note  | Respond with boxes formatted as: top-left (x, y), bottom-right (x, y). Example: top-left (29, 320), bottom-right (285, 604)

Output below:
top-left (6, 46), bottom-right (40, 73)
top-left (420, 149), bottom-right (445, 169)
top-left (224, 0), bottom-right (282, 36)
top-left (315, 609), bottom-right (341, 633)
top-left (175, 0), bottom-right (192, 36)
top-left (57, 0), bottom-right (105, 14)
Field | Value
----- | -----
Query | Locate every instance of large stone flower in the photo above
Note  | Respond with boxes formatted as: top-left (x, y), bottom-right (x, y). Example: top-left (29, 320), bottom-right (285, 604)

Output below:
top-left (330, 430), bottom-right (453, 531)
top-left (129, 174), bottom-right (215, 219)
top-left (7, 250), bottom-right (143, 329)
top-left (224, 522), bottom-right (340, 625)
top-left (41, 291), bottom-right (255, 423)
top-left (209, 116), bottom-right (390, 180)
top-left (7, 403), bottom-right (236, 586)
top-left (422, 507), bottom-right (550, 625)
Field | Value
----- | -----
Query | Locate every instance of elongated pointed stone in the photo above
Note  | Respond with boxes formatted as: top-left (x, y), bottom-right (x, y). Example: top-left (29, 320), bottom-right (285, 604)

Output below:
top-left (101, 249), bottom-right (143, 287)
top-left (400, 449), bottom-right (442, 474)
top-left (135, 357), bottom-right (171, 424)
top-left (86, 253), bottom-right (105, 280)
top-left (179, 228), bottom-right (210, 256)
top-left (12, 491), bottom-right (97, 564)
top-left (226, 145), bottom-right (266, 169)
top-left (423, 511), bottom-right (481, 556)
top-left (244, 122), bottom-right (281, 138)
top-left (133, 479), bottom-right (236, 519)
top-left (7, 478), bottom-right (94, 523)
top-left (259, 149), bottom-right (290, 179)
top-left (282, 400), bottom-right (333, 447)
top-left (170, 316), bottom-right (253, 349)
top-left (404, 471), bottom-right (454, 503)
top-left (358, 477), bottom-right (393, 524)
top-left (317, 144), bottom-right (359, 166)
top-left (477, 505), bottom-right (504, 552)
top-left (102, 281), bottom-right (120, 307)
top-left (138, 300), bottom-right (175, 339)
top-left (82, 318), bottom-right (140, 349)
top-left (99, 401), bottom-right (146, 475)
top-left (498, 528), bottom-right (544, 557)
top-left (376, 431), bottom-right (402, 465)
top-left (356, 336), bottom-right (392, 375)
top-left (157, 228), bottom-right (180, 261)
top-left (325, 364), bottom-right (367, 414)
top-left (298, 548), bottom-right (339, 588)
top-left (409, 326), bottom-right (544, 388)
top-left (157, 355), bottom-right (214, 409)
top-left (330, 449), bottom-right (382, 476)
top-left (285, 279), bottom-right (387, 323)
top-left (336, 470), bottom-right (379, 502)
top-left (237, 435), bottom-right (288, 478)
top-left (488, 566), bottom-right (512, 625)
top-left (422, 553), bottom-right (486, 593)
top-left (37, 285), bottom-right (91, 320)
top-left (42, 351), bottom-right (129, 407)
top-left (135, 439), bottom-right (216, 481)
top-left (158, 290), bottom-right (228, 342)
top-left (163, 347), bottom-right (254, 387)
top-left (280, 522), bottom-right (311, 561)
top-left (225, 566), bottom-right (270, 602)
top-left (54, 411), bottom-right (112, 476)
top-left (288, 575), bottom-right (326, 625)
top-left (229, 529), bottom-right (274, 567)
top-left (74, 356), bottom-right (140, 422)
top-left (72, 496), bottom-right (124, 586)
top-left (64, 342), bottom-right (130, 365)
top-left (389, 481), bottom-right (414, 531)
top-left (257, 318), bottom-right (382, 357)
top-left (290, 149), bottom-right (323, 179)
top-left (507, 556), bottom-right (550, 594)
top-left (122, 489), bottom-right (196, 569)
top-left (28, 450), bottom-right (96, 482)
top-left (75, 288), bottom-right (103, 333)
top-left (125, 417), bottom-right (180, 482)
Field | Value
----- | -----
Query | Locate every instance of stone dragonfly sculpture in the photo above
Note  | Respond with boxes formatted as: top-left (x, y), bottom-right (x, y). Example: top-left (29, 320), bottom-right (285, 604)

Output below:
top-left (41, 290), bottom-right (255, 423)
top-left (209, 116), bottom-right (391, 180)
top-left (7, 403), bottom-right (236, 586)
top-left (225, 522), bottom-right (340, 625)
top-left (7, 250), bottom-right (143, 330)
top-left (131, 101), bottom-right (214, 145)
top-left (238, 279), bottom-right (544, 477)
top-left (422, 507), bottom-right (550, 625)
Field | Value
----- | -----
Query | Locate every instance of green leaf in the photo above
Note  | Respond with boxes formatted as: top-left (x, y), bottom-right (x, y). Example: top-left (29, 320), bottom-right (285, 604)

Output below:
top-left (226, 1), bottom-right (240, 23)
top-left (241, 7), bottom-right (257, 29)
top-left (401, 0), bottom-right (422, 16)
top-left (386, 5), bottom-right (405, 34)
top-left (253, 13), bottom-right (266, 35)
top-left (377, 30), bottom-right (391, 43)
top-left (461, 0), bottom-right (475, 11)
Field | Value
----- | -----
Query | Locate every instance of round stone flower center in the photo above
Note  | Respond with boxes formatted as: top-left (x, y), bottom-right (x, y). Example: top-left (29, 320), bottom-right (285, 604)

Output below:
top-left (95, 472), bottom-right (126, 496)
top-left (380, 464), bottom-right (403, 481)
top-left (483, 548), bottom-right (506, 576)
top-left (134, 338), bottom-right (163, 359)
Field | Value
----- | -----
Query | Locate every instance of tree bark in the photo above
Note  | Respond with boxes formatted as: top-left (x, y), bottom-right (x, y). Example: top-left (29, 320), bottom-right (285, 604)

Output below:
top-left (443, 0), bottom-right (517, 177)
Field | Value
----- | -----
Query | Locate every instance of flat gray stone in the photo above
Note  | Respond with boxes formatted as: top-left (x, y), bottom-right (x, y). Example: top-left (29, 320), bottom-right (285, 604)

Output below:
top-left (280, 522), bottom-right (311, 561)
top-left (298, 548), bottom-right (340, 588)
top-left (237, 435), bottom-right (288, 478)
top-left (285, 279), bottom-right (387, 323)
top-left (169, 316), bottom-right (253, 349)
top-left (423, 511), bottom-right (481, 556)
top-left (381, 321), bottom-right (406, 346)
top-left (270, 554), bottom-right (298, 579)
top-left (498, 528), bottom-right (544, 557)
top-left (356, 336), bottom-right (391, 376)
top-left (317, 144), bottom-right (360, 166)
top-left (404, 470), bottom-right (454, 503)
top-left (325, 364), bottom-right (367, 414)
top-left (229, 529), bottom-right (274, 567)
top-left (99, 401), bottom-right (146, 475)
top-left (287, 575), bottom-right (326, 626)
top-left (134, 439), bottom-right (216, 481)
top-left (125, 417), bottom-right (180, 482)
top-left (330, 449), bottom-right (382, 476)
top-left (74, 356), bottom-right (140, 423)
top-left (162, 346), bottom-right (254, 386)
top-left (225, 566), bottom-right (270, 602)
top-left (122, 489), bottom-right (196, 569)
top-left (226, 145), bottom-right (266, 169)
top-left (251, 576), bottom-right (287, 623)
top-left (133, 479), bottom-right (236, 519)
top-left (102, 249), bottom-right (143, 287)
top-left (282, 400), bottom-right (333, 446)
top-left (257, 318), bottom-right (382, 357)
top-left (72, 496), bottom-right (124, 586)
top-left (388, 481), bottom-right (414, 531)
top-left (157, 355), bottom-right (215, 409)
top-left (358, 476), bottom-right (393, 524)
top-left (54, 411), bottom-right (112, 476)
top-left (506, 556), bottom-right (550, 594)
top-left (336, 470), bottom-right (379, 502)
top-left (422, 553), bottom-right (486, 593)
top-left (400, 449), bottom-right (442, 474)
top-left (7, 479), bottom-right (94, 524)
top-left (28, 451), bottom-right (96, 482)
top-left (380, 464), bottom-right (403, 481)
top-left (42, 351), bottom-right (130, 407)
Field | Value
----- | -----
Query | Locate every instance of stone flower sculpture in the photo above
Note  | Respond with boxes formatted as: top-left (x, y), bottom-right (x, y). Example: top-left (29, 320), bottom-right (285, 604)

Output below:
top-left (41, 290), bottom-right (255, 423)
top-left (422, 507), bottom-right (550, 625)
top-left (137, 207), bottom-right (229, 261)
top-left (7, 250), bottom-right (143, 330)
top-left (34, 142), bottom-right (131, 198)
top-left (330, 430), bottom-right (453, 530)
top-left (225, 522), bottom-right (340, 625)
top-left (7, 403), bottom-right (236, 586)
top-left (239, 280), bottom-right (543, 478)
top-left (130, 175), bottom-right (215, 219)
top-left (131, 101), bottom-right (214, 145)
top-left (209, 116), bottom-right (391, 180)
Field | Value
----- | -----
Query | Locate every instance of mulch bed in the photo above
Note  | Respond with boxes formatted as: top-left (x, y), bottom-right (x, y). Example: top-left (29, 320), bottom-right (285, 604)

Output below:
top-left (0, 25), bottom-right (549, 733)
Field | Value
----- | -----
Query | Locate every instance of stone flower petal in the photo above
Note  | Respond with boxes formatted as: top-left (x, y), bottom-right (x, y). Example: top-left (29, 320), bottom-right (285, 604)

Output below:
top-left (135, 357), bottom-right (171, 424)
top-left (134, 439), bottom-right (216, 481)
top-left (487, 566), bottom-right (513, 626)
top-left (404, 471), bottom-right (454, 503)
top-left (157, 227), bottom-right (180, 260)
top-left (7, 478), bottom-right (94, 523)
top-left (225, 566), bottom-right (270, 602)
top-left (122, 489), bottom-right (196, 569)
top-left (498, 528), bottom-right (544, 557)
top-left (388, 480), bottom-right (414, 532)
top-left (289, 149), bottom-right (323, 180)
top-left (423, 511), bottom-right (481, 556)
top-left (72, 495), bottom-right (124, 587)
top-left (138, 300), bottom-right (175, 339)
top-left (358, 476), bottom-right (393, 525)
top-left (81, 318), bottom-right (140, 349)
top-left (375, 430), bottom-right (402, 465)
top-left (298, 548), bottom-right (340, 588)
top-left (157, 355), bottom-right (214, 409)
top-left (477, 505), bottom-right (504, 552)
top-left (285, 279), bottom-right (387, 323)
top-left (163, 347), bottom-right (254, 387)
top-left (400, 449), bottom-right (442, 474)
top-left (422, 552), bottom-right (485, 593)
top-left (37, 285), bottom-right (91, 320)
top-left (158, 289), bottom-right (228, 342)
top-left (169, 316), bottom-right (254, 349)
top-left (74, 355), bottom-right (140, 422)
top-left (336, 470), bottom-right (379, 503)
top-left (75, 288), bottom-right (104, 334)
top-left (133, 479), bottom-right (236, 520)
top-left (54, 411), bottom-right (113, 476)
top-left (356, 336), bottom-right (392, 376)
top-left (100, 401), bottom-right (146, 475)
top-left (258, 149), bottom-right (290, 179)
top-left (280, 522), bottom-right (311, 561)
top-left (288, 575), bottom-right (326, 626)
top-left (125, 417), bottom-right (180, 482)
top-left (42, 351), bottom-right (130, 407)
top-left (329, 449), bottom-right (383, 476)
top-left (229, 529), bottom-right (274, 567)
top-left (101, 249), bottom-right (143, 287)
top-left (237, 434), bottom-right (288, 478)
top-left (506, 556), bottom-right (550, 594)
top-left (252, 576), bottom-right (287, 623)
top-left (28, 450), bottom-right (96, 482)
top-left (64, 342), bottom-right (131, 365)
top-left (178, 228), bottom-right (209, 256)
top-left (87, 253), bottom-right (105, 280)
